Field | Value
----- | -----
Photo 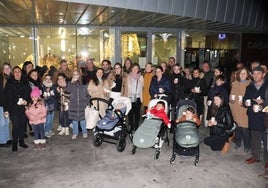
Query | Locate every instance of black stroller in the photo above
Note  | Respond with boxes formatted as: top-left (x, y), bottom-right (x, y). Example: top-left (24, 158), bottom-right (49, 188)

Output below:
top-left (170, 99), bottom-right (200, 166)
top-left (91, 97), bottom-right (132, 152)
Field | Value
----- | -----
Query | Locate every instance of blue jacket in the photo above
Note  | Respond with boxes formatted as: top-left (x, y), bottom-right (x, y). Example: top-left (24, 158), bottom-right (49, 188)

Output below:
top-left (243, 80), bottom-right (268, 131)
top-left (149, 75), bottom-right (171, 98)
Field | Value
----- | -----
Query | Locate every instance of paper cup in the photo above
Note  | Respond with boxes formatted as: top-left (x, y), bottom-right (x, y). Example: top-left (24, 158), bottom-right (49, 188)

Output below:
top-left (253, 104), bottom-right (260, 112)
top-left (231, 95), bottom-right (235, 100)
top-left (246, 99), bottom-right (251, 106)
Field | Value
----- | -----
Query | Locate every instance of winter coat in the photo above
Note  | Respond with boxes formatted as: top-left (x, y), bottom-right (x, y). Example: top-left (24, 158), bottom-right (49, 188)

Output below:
top-left (127, 73), bottom-right (144, 103)
top-left (229, 80), bottom-right (250, 128)
top-left (243, 80), bottom-right (267, 131)
top-left (184, 77), bottom-right (208, 115)
top-left (149, 75), bottom-right (171, 98)
top-left (87, 79), bottom-right (109, 117)
top-left (207, 104), bottom-right (234, 138)
top-left (25, 100), bottom-right (47, 125)
top-left (207, 84), bottom-right (229, 104)
top-left (170, 73), bottom-right (187, 107)
top-left (42, 85), bottom-right (57, 112)
top-left (107, 72), bottom-right (128, 97)
top-left (149, 107), bottom-right (170, 126)
top-left (142, 71), bottom-right (154, 107)
top-left (3, 76), bottom-right (31, 115)
top-left (67, 81), bottom-right (89, 121)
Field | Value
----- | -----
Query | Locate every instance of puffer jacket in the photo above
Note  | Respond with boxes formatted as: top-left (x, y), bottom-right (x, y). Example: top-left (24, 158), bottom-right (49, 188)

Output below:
top-left (25, 100), bottom-right (47, 125)
top-left (149, 75), bottom-right (171, 98)
top-left (67, 81), bottom-right (89, 121)
top-left (207, 104), bottom-right (234, 137)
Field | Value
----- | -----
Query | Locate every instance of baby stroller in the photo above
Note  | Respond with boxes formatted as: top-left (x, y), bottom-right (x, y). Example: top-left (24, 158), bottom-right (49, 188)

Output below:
top-left (170, 99), bottom-right (200, 166)
top-left (132, 96), bottom-right (169, 159)
top-left (92, 97), bottom-right (132, 152)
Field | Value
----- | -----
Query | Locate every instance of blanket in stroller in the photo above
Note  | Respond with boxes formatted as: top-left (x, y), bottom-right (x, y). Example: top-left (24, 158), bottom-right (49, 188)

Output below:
top-left (96, 107), bottom-right (126, 130)
top-left (133, 119), bottom-right (162, 148)
top-left (175, 121), bottom-right (200, 148)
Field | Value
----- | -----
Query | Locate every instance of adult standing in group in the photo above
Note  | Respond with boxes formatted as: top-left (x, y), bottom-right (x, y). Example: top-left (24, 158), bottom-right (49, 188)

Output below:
top-left (3, 66), bottom-right (31, 151)
top-left (127, 63), bottom-right (144, 132)
top-left (170, 63), bottom-right (186, 107)
top-left (229, 68), bottom-right (251, 153)
top-left (149, 66), bottom-right (171, 103)
top-left (87, 68), bottom-right (110, 117)
top-left (107, 63), bottom-right (128, 99)
top-left (201, 62), bottom-right (214, 125)
top-left (102, 59), bottom-right (112, 80)
top-left (142, 63), bottom-right (154, 112)
top-left (184, 67), bottom-right (208, 118)
top-left (0, 63), bottom-right (12, 146)
top-left (52, 59), bottom-right (72, 84)
top-left (82, 58), bottom-right (96, 85)
top-left (22, 61), bottom-right (34, 79)
top-left (123, 58), bottom-right (132, 74)
top-left (167, 57), bottom-right (176, 73)
top-left (67, 69), bottom-right (90, 139)
top-left (244, 67), bottom-right (268, 170)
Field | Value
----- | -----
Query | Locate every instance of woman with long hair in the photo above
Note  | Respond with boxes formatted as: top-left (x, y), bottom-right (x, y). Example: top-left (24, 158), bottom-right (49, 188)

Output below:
top-left (87, 68), bottom-right (109, 117)
top-left (204, 93), bottom-right (234, 152)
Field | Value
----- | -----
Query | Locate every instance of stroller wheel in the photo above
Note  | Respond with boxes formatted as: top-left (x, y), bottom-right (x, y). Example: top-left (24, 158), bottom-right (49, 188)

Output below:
top-left (93, 133), bottom-right (103, 147)
top-left (116, 138), bottom-right (126, 152)
top-left (132, 146), bottom-right (137, 154)
top-left (170, 155), bottom-right (176, 164)
top-left (154, 150), bottom-right (160, 160)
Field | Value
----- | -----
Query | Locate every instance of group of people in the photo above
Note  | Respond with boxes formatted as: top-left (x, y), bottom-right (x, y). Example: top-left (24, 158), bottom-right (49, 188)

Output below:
top-left (0, 57), bottom-right (268, 178)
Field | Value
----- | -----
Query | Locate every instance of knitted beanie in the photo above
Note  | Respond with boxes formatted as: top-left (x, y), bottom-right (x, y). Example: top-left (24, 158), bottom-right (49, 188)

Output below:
top-left (31, 87), bottom-right (40, 98)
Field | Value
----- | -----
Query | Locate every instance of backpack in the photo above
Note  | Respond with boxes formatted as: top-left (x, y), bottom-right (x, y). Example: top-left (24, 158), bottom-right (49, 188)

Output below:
top-left (175, 121), bottom-right (200, 148)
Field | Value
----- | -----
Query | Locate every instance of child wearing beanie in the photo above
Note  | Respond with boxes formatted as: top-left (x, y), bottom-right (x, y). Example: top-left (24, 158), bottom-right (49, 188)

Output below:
top-left (25, 87), bottom-right (47, 150)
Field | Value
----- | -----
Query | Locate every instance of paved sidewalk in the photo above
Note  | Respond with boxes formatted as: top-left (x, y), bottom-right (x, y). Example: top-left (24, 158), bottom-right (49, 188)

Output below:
top-left (0, 126), bottom-right (267, 188)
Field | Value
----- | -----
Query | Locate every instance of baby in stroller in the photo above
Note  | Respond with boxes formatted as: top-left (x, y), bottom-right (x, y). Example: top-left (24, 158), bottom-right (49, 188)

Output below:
top-left (170, 99), bottom-right (201, 166)
top-left (93, 97), bottom-right (131, 152)
top-left (132, 98), bottom-right (170, 159)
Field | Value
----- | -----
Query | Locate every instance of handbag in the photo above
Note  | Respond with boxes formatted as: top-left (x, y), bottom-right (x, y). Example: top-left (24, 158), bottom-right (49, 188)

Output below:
top-left (85, 106), bottom-right (100, 129)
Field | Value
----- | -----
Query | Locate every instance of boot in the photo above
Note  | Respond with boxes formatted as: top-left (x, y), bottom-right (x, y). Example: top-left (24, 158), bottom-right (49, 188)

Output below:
top-left (33, 140), bottom-right (40, 150)
top-left (65, 127), bottom-right (70, 136)
top-left (19, 140), bottom-right (28, 148)
top-left (12, 143), bottom-right (18, 152)
top-left (58, 127), bottom-right (66, 135)
top-left (40, 139), bottom-right (46, 149)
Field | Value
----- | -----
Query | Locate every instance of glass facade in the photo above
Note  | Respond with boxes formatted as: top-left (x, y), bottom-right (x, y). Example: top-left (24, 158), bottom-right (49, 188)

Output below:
top-left (0, 26), bottom-right (240, 70)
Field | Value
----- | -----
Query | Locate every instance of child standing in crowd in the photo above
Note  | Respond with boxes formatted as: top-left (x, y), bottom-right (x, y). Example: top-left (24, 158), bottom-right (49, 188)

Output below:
top-left (56, 73), bottom-right (71, 136)
top-left (42, 74), bottom-right (57, 138)
top-left (67, 69), bottom-right (89, 139)
top-left (25, 87), bottom-right (47, 150)
top-left (176, 107), bottom-right (201, 126)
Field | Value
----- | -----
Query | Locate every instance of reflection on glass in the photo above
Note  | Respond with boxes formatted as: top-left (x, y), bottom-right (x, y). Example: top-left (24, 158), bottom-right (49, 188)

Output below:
top-left (152, 32), bottom-right (177, 65)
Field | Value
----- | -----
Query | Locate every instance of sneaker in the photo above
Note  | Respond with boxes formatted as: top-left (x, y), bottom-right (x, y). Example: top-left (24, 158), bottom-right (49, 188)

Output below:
top-left (45, 132), bottom-right (51, 138)
top-left (69, 123), bottom-right (73, 129)
top-left (83, 134), bottom-right (88, 139)
top-left (72, 135), bottom-right (77, 140)
top-left (57, 125), bottom-right (62, 131)
top-left (49, 131), bottom-right (55, 136)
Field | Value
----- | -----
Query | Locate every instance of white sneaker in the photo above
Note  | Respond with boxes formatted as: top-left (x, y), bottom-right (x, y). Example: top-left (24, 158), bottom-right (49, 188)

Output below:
top-left (58, 128), bottom-right (65, 135)
top-left (83, 134), bottom-right (88, 139)
top-left (45, 132), bottom-right (51, 138)
top-left (69, 123), bottom-right (73, 129)
top-left (57, 125), bottom-right (62, 131)
top-left (72, 135), bottom-right (77, 140)
top-left (65, 127), bottom-right (70, 136)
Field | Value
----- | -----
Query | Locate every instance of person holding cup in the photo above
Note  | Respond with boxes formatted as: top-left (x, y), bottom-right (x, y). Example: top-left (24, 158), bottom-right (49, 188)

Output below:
top-left (149, 66), bottom-right (171, 103)
top-left (243, 66), bottom-right (268, 168)
top-left (229, 68), bottom-right (251, 152)
top-left (204, 93), bottom-right (234, 152)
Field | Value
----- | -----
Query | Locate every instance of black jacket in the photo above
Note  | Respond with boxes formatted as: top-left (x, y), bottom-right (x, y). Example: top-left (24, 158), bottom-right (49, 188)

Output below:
top-left (207, 104), bottom-right (234, 137)
top-left (3, 76), bottom-right (31, 114)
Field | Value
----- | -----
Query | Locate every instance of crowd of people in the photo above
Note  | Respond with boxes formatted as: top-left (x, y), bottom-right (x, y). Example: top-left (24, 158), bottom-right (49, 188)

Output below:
top-left (0, 57), bottom-right (268, 178)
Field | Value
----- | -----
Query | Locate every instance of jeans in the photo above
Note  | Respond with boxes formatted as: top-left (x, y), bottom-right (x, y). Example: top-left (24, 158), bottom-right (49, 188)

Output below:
top-left (72, 120), bottom-right (87, 135)
top-left (234, 126), bottom-right (251, 149)
top-left (32, 123), bottom-right (45, 140)
top-left (59, 111), bottom-right (70, 127)
top-left (0, 107), bottom-right (10, 144)
top-left (45, 111), bottom-right (55, 133)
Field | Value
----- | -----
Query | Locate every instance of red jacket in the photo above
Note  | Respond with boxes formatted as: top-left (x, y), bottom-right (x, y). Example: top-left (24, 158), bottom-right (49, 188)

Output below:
top-left (149, 107), bottom-right (170, 126)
